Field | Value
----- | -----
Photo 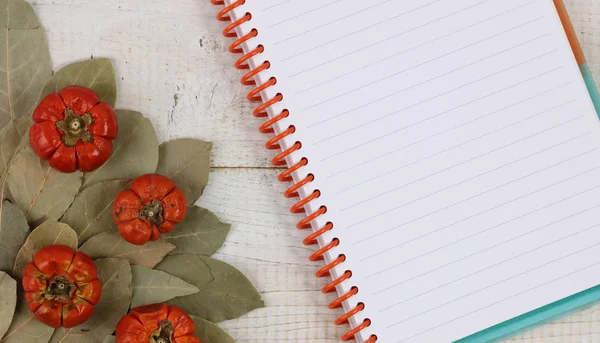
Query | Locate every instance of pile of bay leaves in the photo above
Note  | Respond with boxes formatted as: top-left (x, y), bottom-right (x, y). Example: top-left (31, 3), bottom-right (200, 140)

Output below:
top-left (0, 1), bottom-right (263, 342)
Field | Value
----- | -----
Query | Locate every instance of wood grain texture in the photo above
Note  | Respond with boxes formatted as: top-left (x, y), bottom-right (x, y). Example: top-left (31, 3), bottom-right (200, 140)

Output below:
top-left (30, 0), bottom-right (600, 342)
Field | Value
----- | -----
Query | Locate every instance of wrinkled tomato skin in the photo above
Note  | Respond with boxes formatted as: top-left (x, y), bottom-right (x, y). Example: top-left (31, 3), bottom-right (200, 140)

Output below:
top-left (22, 245), bottom-right (102, 328)
top-left (116, 303), bottom-right (200, 343)
top-left (117, 219), bottom-right (153, 245)
top-left (161, 188), bottom-right (187, 232)
top-left (30, 86), bottom-right (118, 173)
top-left (130, 174), bottom-right (175, 203)
top-left (113, 174), bottom-right (187, 245)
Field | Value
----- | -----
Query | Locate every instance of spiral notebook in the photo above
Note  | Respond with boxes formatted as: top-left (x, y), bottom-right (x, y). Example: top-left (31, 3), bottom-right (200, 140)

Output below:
top-left (210, 0), bottom-right (600, 342)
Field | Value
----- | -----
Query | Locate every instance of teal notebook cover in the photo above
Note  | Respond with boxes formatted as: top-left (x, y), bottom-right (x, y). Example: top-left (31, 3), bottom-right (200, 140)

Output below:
top-left (455, 2), bottom-right (600, 341)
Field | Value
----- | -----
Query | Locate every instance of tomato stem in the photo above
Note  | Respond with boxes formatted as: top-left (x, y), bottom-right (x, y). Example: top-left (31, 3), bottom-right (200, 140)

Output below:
top-left (139, 200), bottom-right (164, 226)
top-left (55, 108), bottom-right (94, 147)
top-left (44, 274), bottom-right (75, 302)
top-left (150, 319), bottom-right (174, 343)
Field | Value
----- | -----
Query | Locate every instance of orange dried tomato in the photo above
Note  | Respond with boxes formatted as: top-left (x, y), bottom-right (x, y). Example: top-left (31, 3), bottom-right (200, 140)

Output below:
top-left (22, 245), bottom-right (102, 328)
top-left (113, 174), bottom-right (187, 245)
top-left (29, 86), bottom-right (118, 173)
top-left (116, 303), bottom-right (201, 343)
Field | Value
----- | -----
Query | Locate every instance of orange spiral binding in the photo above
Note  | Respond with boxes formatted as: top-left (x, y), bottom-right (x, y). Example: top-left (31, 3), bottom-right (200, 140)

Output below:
top-left (211, 2), bottom-right (376, 342)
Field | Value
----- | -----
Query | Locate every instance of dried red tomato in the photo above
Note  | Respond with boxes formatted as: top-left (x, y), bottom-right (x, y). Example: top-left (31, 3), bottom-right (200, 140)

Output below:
top-left (116, 303), bottom-right (200, 343)
top-left (22, 245), bottom-right (102, 328)
top-left (113, 174), bottom-right (187, 245)
top-left (29, 86), bottom-right (118, 173)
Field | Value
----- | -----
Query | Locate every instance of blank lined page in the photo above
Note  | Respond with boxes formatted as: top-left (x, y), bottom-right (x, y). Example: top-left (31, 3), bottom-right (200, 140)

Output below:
top-left (226, 0), bottom-right (600, 342)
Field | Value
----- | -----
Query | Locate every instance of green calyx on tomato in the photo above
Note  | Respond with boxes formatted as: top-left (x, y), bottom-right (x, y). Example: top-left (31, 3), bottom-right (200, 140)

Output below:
top-left (55, 108), bottom-right (94, 147)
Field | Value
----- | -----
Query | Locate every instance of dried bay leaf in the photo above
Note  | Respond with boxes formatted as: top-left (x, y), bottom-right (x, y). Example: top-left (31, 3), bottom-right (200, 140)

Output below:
top-left (162, 207), bottom-right (230, 256)
top-left (0, 117), bottom-right (32, 179)
top-left (102, 337), bottom-right (115, 343)
top-left (0, 201), bottom-right (28, 273)
top-left (190, 316), bottom-right (236, 343)
top-left (130, 265), bottom-right (199, 308)
top-left (41, 58), bottom-right (117, 108)
top-left (0, 272), bottom-right (16, 338)
top-left (61, 179), bottom-right (130, 245)
top-left (79, 232), bottom-right (174, 268)
top-left (49, 258), bottom-right (132, 343)
top-left (81, 110), bottom-right (158, 189)
top-left (0, 291), bottom-right (53, 343)
top-left (12, 219), bottom-right (77, 279)
top-left (156, 254), bottom-right (264, 322)
top-left (6, 145), bottom-right (82, 223)
top-left (0, 0), bottom-right (52, 129)
top-left (156, 139), bottom-right (212, 204)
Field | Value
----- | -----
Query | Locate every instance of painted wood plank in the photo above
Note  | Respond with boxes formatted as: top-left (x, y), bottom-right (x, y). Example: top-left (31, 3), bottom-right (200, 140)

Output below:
top-left (198, 168), bottom-right (346, 342)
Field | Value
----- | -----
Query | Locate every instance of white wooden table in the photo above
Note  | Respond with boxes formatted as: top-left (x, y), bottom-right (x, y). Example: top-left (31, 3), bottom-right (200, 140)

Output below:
top-left (31, 1), bottom-right (600, 342)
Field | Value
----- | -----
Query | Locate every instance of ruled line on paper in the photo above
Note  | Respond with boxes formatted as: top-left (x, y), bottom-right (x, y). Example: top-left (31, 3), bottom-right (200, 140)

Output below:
top-left (308, 42), bottom-right (553, 128)
top-left (261, 0), bottom-right (295, 11)
top-left (375, 215), bottom-right (600, 304)
top-left (339, 101), bottom-right (576, 212)
top-left (338, 124), bottom-right (582, 214)
top-left (272, 0), bottom-right (396, 39)
top-left (289, 0), bottom-right (543, 90)
top-left (268, 0), bottom-right (346, 28)
top-left (395, 258), bottom-right (600, 342)
top-left (321, 73), bottom-right (560, 172)
top-left (279, 0), bottom-right (448, 60)
top-left (390, 240), bottom-right (600, 333)
top-left (349, 134), bottom-right (592, 233)
top-left (300, 17), bottom-right (546, 114)
top-left (314, 41), bottom-right (555, 153)
top-left (350, 132), bottom-right (593, 246)
top-left (352, 138), bottom-right (595, 247)
top-left (289, 0), bottom-right (538, 81)
top-left (358, 144), bottom-right (597, 265)
top-left (298, 15), bottom-right (542, 103)
top-left (357, 166), bottom-right (600, 273)
top-left (395, 259), bottom-right (600, 342)
top-left (326, 83), bottom-right (571, 180)
top-left (314, 56), bottom-right (560, 150)
top-left (334, 112), bottom-right (583, 226)
top-left (339, 105), bottom-right (576, 214)
top-left (276, 0), bottom-right (441, 46)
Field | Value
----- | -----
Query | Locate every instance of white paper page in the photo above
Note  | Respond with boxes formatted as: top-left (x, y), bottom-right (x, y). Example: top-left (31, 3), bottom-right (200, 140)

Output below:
top-left (225, 0), bottom-right (600, 342)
